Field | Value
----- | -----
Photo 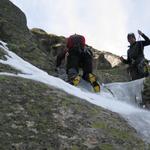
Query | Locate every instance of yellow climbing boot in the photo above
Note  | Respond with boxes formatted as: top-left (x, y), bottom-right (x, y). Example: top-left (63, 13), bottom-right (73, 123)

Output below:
top-left (72, 75), bottom-right (81, 86)
top-left (92, 81), bottom-right (101, 92)
top-left (88, 73), bottom-right (96, 83)
top-left (88, 73), bottom-right (100, 92)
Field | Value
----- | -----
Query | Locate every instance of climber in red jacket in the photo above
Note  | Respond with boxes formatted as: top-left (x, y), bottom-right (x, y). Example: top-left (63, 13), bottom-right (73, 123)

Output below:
top-left (56, 34), bottom-right (100, 92)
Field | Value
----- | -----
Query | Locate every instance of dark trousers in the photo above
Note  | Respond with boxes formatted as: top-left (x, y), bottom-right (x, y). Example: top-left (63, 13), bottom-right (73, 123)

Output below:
top-left (128, 62), bottom-right (149, 80)
top-left (127, 66), bottom-right (140, 80)
top-left (66, 51), bottom-right (93, 81)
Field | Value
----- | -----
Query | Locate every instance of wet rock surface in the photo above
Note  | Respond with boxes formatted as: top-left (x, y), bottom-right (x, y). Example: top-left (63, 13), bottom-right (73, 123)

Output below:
top-left (0, 76), bottom-right (148, 150)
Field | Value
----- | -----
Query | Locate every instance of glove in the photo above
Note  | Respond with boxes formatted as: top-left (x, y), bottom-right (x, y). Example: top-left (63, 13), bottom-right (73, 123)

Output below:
top-left (55, 67), bottom-right (60, 72)
top-left (138, 30), bottom-right (143, 36)
top-left (120, 56), bottom-right (125, 62)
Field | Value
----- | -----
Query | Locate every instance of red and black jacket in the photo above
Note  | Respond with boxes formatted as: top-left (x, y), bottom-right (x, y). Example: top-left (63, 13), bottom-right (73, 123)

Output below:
top-left (56, 34), bottom-right (85, 67)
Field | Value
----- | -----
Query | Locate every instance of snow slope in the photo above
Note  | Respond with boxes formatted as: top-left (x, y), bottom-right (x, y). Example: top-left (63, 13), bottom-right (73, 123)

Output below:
top-left (0, 41), bottom-right (150, 143)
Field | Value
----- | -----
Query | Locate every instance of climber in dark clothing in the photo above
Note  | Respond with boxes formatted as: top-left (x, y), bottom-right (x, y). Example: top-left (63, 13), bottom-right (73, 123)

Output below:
top-left (120, 30), bottom-right (150, 80)
top-left (56, 34), bottom-right (100, 92)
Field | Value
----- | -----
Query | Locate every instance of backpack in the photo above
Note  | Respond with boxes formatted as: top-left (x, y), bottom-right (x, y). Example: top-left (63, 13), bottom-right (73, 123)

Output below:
top-left (137, 59), bottom-right (149, 77)
top-left (83, 46), bottom-right (93, 57)
top-left (67, 34), bottom-right (85, 53)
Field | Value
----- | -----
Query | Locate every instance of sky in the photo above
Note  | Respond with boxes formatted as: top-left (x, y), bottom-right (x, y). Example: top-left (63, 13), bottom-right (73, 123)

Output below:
top-left (10, 0), bottom-right (150, 59)
top-left (1, 40), bottom-right (150, 143)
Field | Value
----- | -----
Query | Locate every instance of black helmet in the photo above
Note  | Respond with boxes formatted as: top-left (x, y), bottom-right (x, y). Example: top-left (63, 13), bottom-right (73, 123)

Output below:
top-left (127, 33), bottom-right (136, 39)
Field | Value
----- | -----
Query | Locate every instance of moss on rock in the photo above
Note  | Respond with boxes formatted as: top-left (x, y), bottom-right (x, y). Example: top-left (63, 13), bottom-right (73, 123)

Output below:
top-left (0, 76), bottom-right (148, 150)
top-left (0, 64), bottom-right (20, 74)
top-left (142, 77), bottom-right (150, 109)
top-left (95, 65), bottom-right (130, 83)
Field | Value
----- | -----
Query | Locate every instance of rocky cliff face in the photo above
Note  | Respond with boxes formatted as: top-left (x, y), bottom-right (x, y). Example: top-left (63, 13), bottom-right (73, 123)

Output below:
top-left (0, 0), bottom-right (150, 149)
top-left (0, 0), bottom-right (126, 83)
top-left (0, 0), bottom-right (61, 74)
top-left (142, 77), bottom-right (150, 109)
top-left (0, 76), bottom-right (148, 150)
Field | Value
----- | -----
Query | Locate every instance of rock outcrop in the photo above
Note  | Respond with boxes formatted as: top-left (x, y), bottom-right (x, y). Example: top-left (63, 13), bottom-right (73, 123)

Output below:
top-left (0, 0), bottom-right (63, 74)
top-left (142, 77), bottom-right (150, 109)
top-left (0, 76), bottom-right (148, 150)
top-left (0, 0), bottom-right (128, 82)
